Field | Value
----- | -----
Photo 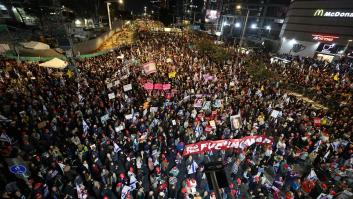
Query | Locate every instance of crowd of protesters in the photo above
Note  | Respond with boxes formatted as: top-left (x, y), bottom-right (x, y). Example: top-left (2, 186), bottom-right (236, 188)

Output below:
top-left (0, 30), bottom-right (352, 199)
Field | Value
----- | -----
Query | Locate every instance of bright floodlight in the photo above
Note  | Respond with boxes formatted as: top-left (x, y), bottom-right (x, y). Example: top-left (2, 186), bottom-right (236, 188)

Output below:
top-left (266, 25), bottom-right (271, 30)
top-left (235, 22), bottom-right (241, 28)
top-left (289, 38), bottom-right (297, 45)
top-left (236, 5), bottom-right (242, 10)
top-left (118, 0), bottom-right (123, 4)
top-left (251, 24), bottom-right (257, 29)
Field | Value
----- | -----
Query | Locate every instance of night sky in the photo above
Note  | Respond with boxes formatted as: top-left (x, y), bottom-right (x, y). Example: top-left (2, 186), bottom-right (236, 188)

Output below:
top-left (125, 0), bottom-right (151, 14)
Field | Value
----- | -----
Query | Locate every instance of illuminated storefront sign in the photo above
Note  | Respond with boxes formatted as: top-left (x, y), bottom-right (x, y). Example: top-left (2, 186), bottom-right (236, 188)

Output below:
top-left (312, 34), bottom-right (339, 42)
top-left (314, 9), bottom-right (353, 17)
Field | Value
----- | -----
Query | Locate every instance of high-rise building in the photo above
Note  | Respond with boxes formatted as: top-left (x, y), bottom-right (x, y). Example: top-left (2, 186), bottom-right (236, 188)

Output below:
top-left (278, 0), bottom-right (353, 61)
top-left (219, 0), bottom-right (291, 41)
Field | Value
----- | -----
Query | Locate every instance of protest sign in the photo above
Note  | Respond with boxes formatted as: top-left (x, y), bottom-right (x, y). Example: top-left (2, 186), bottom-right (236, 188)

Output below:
top-left (168, 71), bottom-right (176, 78)
top-left (100, 114), bottom-right (109, 124)
top-left (270, 110), bottom-right (280, 118)
top-left (193, 98), bottom-right (203, 108)
top-left (183, 135), bottom-right (273, 156)
top-left (150, 107), bottom-right (158, 113)
top-left (143, 62), bottom-right (157, 75)
top-left (125, 114), bottom-right (133, 120)
top-left (162, 83), bottom-right (171, 90)
top-left (154, 83), bottom-right (163, 90)
top-left (213, 99), bottom-right (223, 108)
top-left (123, 84), bottom-right (132, 92)
top-left (230, 113), bottom-right (241, 130)
top-left (209, 120), bottom-right (216, 129)
top-left (143, 83), bottom-right (154, 90)
top-left (115, 125), bottom-right (124, 132)
top-left (314, 118), bottom-right (321, 127)
top-left (108, 93), bottom-right (115, 100)
top-left (202, 101), bottom-right (211, 110)
top-left (107, 83), bottom-right (113, 89)
top-left (114, 80), bottom-right (120, 86)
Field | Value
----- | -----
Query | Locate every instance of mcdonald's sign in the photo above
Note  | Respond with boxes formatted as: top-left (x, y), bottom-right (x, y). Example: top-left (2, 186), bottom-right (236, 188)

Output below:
top-left (314, 9), bottom-right (324, 16)
top-left (313, 9), bottom-right (353, 18)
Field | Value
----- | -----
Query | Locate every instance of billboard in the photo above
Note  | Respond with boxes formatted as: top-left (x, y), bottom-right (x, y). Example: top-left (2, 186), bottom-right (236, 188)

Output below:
top-left (205, 9), bottom-right (220, 23)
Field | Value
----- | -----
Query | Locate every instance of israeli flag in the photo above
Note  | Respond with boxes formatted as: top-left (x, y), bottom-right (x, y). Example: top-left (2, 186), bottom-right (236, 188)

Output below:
top-left (113, 142), bottom-right (121, 153)
top-left (187, 161), bottom-right (198, 174)
top-left (307, 169), bottom-right (318, 181)
top-left (82, 119), bottom-right (89, 136)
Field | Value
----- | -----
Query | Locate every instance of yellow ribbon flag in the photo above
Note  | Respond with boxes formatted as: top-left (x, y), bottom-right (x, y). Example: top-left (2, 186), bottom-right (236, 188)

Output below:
top-left (333, 73), bottom-right (339, 81)
top-left (321, 117), bottom-right (327, 126)
top-left (66, 69), bottom-right (73, 78)
top-left (168, 71), bottom-right (176, 78)
top-left (260, 85), bottom-right (265, 91)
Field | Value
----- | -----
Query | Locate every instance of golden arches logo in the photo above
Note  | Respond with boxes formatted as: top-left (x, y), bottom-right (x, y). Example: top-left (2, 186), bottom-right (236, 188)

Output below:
top-left (314, 9), bottom-right (324, 16)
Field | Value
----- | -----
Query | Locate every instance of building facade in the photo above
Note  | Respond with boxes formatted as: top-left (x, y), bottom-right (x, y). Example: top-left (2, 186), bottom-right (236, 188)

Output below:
top-left (279, 0), bottom-right (353, 61)
top-left (219, 0), bottom-right (291, 41)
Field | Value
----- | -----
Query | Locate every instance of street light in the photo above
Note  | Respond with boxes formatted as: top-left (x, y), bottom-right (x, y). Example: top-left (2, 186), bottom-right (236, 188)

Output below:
top-left (250, 23), bottom-right (257, 29)
top-left (118, 0), bottom-right (123, 4)
top-left (235, 22), bottom-right (241, 28)
top-left (106, 2), bottom-right (112, 30)
top-left (236, 5), bottom-right (242, 10)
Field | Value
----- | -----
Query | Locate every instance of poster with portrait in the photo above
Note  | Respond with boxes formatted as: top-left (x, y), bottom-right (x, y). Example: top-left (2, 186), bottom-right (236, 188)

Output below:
top-left (230, 114), bottom-right (241, 130)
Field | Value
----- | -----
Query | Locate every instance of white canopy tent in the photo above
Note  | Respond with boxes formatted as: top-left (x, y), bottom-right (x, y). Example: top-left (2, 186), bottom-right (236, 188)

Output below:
top-left (0, 44), bottom-right (10, 53)
top-left (39, 58), bottom-right (68, 69)
top-left (21, 41), bottom-right (50, 50)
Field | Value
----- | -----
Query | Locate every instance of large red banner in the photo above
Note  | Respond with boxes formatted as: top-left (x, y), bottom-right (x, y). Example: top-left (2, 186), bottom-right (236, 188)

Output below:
top-left (183, 135), bottom-right (273, 156)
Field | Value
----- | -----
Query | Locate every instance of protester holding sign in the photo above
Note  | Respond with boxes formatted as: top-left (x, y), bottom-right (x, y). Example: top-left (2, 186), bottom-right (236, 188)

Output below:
top-left (0, 28), bottom-right (352, 199)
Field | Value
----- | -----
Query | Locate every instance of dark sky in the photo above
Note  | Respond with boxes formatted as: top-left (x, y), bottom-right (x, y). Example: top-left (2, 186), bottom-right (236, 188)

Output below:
top-left (125, 0), bottom-right (150, 14)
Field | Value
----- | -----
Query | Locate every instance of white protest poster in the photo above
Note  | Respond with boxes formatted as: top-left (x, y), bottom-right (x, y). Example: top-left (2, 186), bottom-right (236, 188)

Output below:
top-left (193, 98), bottom-right (203, 108)
top-left (123, 84), bottom-right (132, 92)
top-left (108, 93), bottom-right (115, 100)
top-left (121, 185), bottom-right (131, 199)
top-left (125, 114), bottom-right (133, 120)
top-left (209, 120), bottom-right (216, 129)
top-left (271, 110), bottom-right (280, 118)
top-left (114, 80), bottom-right (120, 86)
top-left (115, 125), bottom-right (125, 132)
top-left (316, 193), bottom-right (333, 199)
top-left (150, 107), bottom-right (158, 113)
top-left (202, 101), bottom-right (211, 110)
top-left (106, 83), bottom-right (113, 89)
top-left (230, 113), bottom-right (241, 130)
top-left (229, 82), bottom-right (235, 87)
top-left (100, 114), bottom-right (109, 124)
top-left (213, 99), bottom-right (223, 108)
top-left (143, 109), bottom-right (147, 116)
top-left (172, 120), bottom-right (176, 126)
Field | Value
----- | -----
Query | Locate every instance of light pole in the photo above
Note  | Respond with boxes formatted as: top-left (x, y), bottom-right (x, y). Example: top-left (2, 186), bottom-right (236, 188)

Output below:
top-left (234, 5), bottom-right (256, 69)
top-left (238, 6), bottom-right (250, 49)
top-left (106, 2), bottom-right (112, 30)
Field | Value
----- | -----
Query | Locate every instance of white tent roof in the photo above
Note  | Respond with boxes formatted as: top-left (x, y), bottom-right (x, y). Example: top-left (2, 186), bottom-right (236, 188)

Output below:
top-left (39, 58), bottom-right (68, 69)
top-left (22, 41), bottom-right (50, 50)
top-left (0, 44), bottom-right (10, 53)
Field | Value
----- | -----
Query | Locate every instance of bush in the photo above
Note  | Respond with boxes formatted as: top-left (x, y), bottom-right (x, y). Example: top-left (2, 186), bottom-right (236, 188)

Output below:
top-left (195, 40), bottom-right (229, 63)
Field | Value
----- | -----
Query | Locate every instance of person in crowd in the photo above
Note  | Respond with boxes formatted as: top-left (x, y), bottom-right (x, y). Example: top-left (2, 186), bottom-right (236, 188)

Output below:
top-left (0, 26), bottom-right (352, 199)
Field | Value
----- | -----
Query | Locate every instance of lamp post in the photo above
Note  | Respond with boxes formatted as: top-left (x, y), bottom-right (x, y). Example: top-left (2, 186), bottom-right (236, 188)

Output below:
top-left (239, 8), bottom-right (249, 48)
top-left (106, 2), bottom-right (112, 30)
